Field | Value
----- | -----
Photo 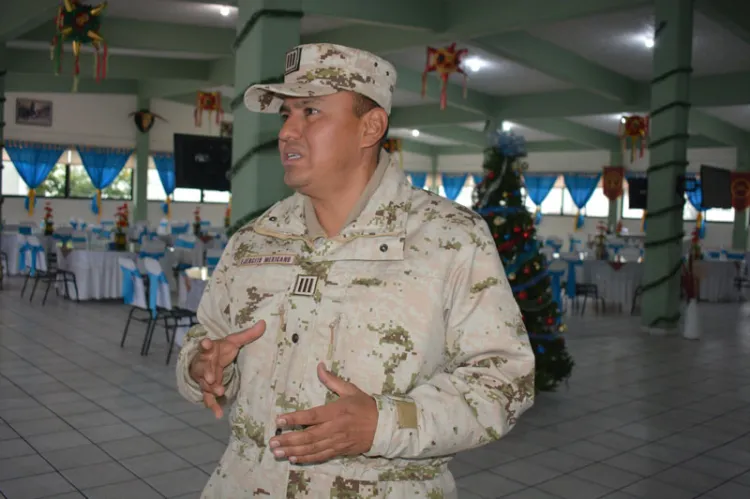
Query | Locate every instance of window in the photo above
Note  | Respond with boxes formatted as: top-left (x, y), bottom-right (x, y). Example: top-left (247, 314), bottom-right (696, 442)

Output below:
top-left (541, 187), bottom-right (564, 215)
top-left (705, 208), bottom-right (734, 223)
top-left (438, 175), bottom-right (474, 207)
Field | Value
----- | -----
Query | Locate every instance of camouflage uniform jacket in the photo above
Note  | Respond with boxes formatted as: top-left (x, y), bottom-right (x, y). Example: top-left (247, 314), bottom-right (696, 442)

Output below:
top-left (176, 153), bottom-right (535, 498)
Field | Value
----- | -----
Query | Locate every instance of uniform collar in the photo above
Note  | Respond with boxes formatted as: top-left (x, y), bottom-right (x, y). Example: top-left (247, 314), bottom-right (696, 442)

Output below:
top-left (253, 152), bottom-right (411, 240)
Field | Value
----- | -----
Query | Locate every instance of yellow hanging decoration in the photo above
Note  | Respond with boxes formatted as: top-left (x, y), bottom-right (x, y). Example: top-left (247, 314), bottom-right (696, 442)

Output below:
top-left (695, 210), bottom-right (702, 235)
top-left (166, 195), bottom-right (172, 220)
top-left (27, 188), bottom-right (37, 217)
top-left (641, 210), bottom-right (647, 232)
top-left (96, 189), bottom-right (103, 224)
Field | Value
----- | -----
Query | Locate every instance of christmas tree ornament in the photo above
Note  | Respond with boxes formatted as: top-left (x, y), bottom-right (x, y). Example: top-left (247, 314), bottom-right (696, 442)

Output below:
top-left (383, 138), bottom-right (403, 169)
top-left (128, 109), bottom-right (167, 133)
top-left (602, 166), bottom-right (625, 200)
top-left (194, 91), bottom-right (224, 127)
top-left (50, 0), bottom-right (108, 92)
top-left (493, 216), bottom-right (505, 226)
top-left (421, 42), bottom-right (469, 110)
top-left (619, 115), bottom-right (649, 162)
top-left (43, 202), bottom-right (55, 236)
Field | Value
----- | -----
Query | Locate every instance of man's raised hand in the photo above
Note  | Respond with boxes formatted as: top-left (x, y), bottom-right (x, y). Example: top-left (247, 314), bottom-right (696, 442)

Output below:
top-left (189, 320), bottom-right (266, 418)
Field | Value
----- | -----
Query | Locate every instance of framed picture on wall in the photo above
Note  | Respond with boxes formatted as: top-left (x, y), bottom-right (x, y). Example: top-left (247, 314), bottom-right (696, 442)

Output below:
top-left (15, 98), bottom-right (53, 127)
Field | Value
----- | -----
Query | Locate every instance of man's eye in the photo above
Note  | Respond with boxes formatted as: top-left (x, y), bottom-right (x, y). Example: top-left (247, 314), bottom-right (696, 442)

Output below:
top-left (280, 114), bottom-right (289, 122)
top-left (305, 108), bottom-right (319, 116)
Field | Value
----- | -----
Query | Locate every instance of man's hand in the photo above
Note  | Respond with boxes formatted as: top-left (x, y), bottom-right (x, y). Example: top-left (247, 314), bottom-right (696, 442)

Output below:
top-left (268, 362), bottom-right (378, 464)
top-left (189, 320), bottom-right (266, 418)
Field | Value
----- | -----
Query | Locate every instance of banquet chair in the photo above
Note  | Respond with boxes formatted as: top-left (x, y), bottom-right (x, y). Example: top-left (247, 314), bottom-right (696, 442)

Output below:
top-left (118, 258), bottom-right (155, 356)
top-left (141, 257), bottom-right (198, 364)
top-left (206, 249), bottom-right (222, 273)
top-left (618, 247), bottom-right (642, 263)
top-left (37, 249), bottom-right (80, 305)
top-left (19, 235), bottom-right (48, 299)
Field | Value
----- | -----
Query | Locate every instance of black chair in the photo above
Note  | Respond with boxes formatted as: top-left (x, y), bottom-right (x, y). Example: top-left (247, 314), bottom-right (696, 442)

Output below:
top-left (0, 251), bottom-right (8, 290)
top-left (37, 251), bottom-right (79, 305)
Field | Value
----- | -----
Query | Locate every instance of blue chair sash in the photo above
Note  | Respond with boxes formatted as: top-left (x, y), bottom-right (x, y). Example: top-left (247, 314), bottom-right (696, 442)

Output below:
top-left (607, 243), bottom-right (624, 255)
top-left (564, 259), bottom-right (583, 298)
top-left (53, 234), bottom-right (72, 245)
top-left (725, 251), bottom-right (744, 261)
top-left (18, 226), bottom-right (32, 235)
top-left (174, 238), bottom-right (196, 249)
top-left (548, 270), bottom-right (565, 307)
top-left (706, 250), bottom-right (722, 259)
top-left (72, 236), bottom-right (87, 244)
top-left (120, 266), bottom-right (141, 305)
top-left (139, 250), bottom-right (165, 260)
top-left (70, 221), bottom-right (78, 230)
top-left (569, 238), bottom-right (582, 251)
top-left (18, 243), bottom-right (43, 275)
top-left (148, 272), bottom-right (169, 317)
top-left (545, 239), bottom-right (562, 252)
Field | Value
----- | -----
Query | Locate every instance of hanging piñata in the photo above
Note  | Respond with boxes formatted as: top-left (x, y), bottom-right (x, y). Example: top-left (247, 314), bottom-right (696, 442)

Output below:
top-left (50, 0), bottom-right (108, 92)
top-left (421, 43), bottom-right (468, 110)
top-left (129, 109), bottom-right (167, 133)
top-left (619, 115), bottom-right (649, 162)
top-left (194, 91), bottom-right (224, 127)
top-left (383, 138), bottom-right (403, 169)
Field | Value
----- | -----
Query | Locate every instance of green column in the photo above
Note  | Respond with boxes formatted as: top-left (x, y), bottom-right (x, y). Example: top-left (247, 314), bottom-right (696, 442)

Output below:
top-left (640, 0), bottom-right (694, 334)
top-left (230, 0), bottom-right (301, 224)
top-left (132, 93), bottom-right (150, 223)
top-left (608, 150), bottom-right (623, 231)
top-left (732, 148), bottom-right (750, 250)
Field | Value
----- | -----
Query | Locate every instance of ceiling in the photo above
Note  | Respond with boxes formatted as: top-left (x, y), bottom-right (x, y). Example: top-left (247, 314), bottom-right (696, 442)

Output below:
top-left (2, 0), bottom-right (750, 155)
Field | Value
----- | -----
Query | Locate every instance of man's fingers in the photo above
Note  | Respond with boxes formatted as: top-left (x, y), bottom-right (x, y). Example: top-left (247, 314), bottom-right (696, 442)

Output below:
top-left (225, 320), bottom-right (266, 348)
top-left (274, 436), bottom-right (337, 461)
top-left (277, 404), bottom-right (333, 428)
top-left (199, 338), bottom-right (214, 353)
top-left (202, 392), bottom-right (223, 419)
top-left (203, 351), bottom-right (219, 385)
top-left (269, 421), bottom-right (331, 450)
top-left (288, 447), bottom-right (339, 465)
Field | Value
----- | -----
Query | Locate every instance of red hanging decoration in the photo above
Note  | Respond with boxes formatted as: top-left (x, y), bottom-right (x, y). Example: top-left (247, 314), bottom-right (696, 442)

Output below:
top-left (421, 43), bottom-right (469, 110)
top-left (619, 115), bottom-right (649, 162)
top-left (194, 91), bottom-right (224, 127)
top-left (50, 0), bottom-right (108, 92)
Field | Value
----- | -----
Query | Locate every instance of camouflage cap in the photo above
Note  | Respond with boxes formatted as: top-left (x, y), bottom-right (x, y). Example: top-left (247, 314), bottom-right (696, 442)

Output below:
top-left (244, 43), bottom-right (398, 115)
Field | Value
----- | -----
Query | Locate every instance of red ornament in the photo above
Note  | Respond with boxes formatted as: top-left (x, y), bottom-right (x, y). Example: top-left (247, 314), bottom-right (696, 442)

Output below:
top-left (523, 266), bottom-right (531, 275)
top-left (513, 226), bottom-right (521, 233)
top-left (487, 172), bottom-right (495, 179)
top-left (421, 42), bottom-right (469, 110)
top-left (518, 291), bottom-right (528, 300)
top-left (493, 233), bottom-right (498, 239)
top-left (619, 114), bottom-right (649, 162)
top-left (546, 317), bottom-right (555, 326)
top-left (538, 297), bottom-right (544, 304)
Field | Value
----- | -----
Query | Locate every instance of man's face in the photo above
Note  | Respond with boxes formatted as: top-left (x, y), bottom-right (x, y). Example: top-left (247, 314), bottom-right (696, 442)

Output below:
top-left (278, 92), bottom-right (363, 196)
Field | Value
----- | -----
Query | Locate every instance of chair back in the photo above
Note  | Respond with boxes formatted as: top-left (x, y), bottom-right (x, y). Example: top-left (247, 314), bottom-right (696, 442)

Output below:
top-left (540, 246), bottom-right (557, 262)
top-left (100, 220), bottom-right (115, 228)
top-left (206, 249), bottom-right (222, 272)
top-left (171, 222), bottom-right (190, 235)
top-left (174, 234), bottom-right (197, 250)
top-left (119, 258), bottom-right (147, 309)
top-left (18, 222), bottom-right (34, 235)
top-left (18, 235), bottom-right (48, 275)
top-left (139, 240), bottom-right (167, 261)
top-left (547, 259), bottom-right (567, 307)
top-left (143, 257), bottom-right (171, 314)
top-left (568, 235), bottom-right (584, 252)
top-left (545, 236), bottom-right (563, 251)
top-left (70, 231), bottom-right (88, 249)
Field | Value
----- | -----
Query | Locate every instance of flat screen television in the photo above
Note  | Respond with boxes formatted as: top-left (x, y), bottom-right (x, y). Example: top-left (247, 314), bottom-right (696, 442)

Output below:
top-left (627, 177), bottom-right (648, 209)
top-left (174, 133), bottom-right (231, 192)
top-left (700, 164), bottom-right (732, 209)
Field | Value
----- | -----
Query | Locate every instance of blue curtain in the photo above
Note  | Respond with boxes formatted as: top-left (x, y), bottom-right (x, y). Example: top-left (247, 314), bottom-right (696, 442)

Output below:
top-left (685, 175), bottom-right (706, 239)
top-left (153, 153), bottom-right (176, 218)
top-left (77, 146), bottom-right (133, 217)
top-left (5, 141), bottom-right (66, 216)
top-left (441, 173), bottom-right (467, 201)
top-left (407, 172), bottom-right (427, 189)
top-left (524, 174), bottom-right (557, 225)
top-left (563, 173), bottom-right (601, 230)
top-left (472, 174), bottom-right (484, 185)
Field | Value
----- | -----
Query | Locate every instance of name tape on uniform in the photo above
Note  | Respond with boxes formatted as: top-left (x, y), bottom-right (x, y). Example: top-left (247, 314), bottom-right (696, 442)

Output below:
top-left (239, 254), bottom-right (296, 266)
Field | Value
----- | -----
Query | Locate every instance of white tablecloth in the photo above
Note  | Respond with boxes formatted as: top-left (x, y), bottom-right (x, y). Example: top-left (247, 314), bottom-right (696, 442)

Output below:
top-left (57, 249), bottom-right (136, 301)
top-left (697, 261), bottom-right (739, 302)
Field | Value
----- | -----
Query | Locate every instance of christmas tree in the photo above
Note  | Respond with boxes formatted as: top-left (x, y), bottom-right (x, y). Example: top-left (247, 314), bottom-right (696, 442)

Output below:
top-left (473, 131), bottom-right (574, 391)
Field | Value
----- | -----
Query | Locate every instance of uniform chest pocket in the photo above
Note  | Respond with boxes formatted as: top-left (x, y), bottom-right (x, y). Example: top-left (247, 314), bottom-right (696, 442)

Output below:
top-left (332, 266), bottom-right (446, 396)
top-left (228, 264), bottom-right (298, 331)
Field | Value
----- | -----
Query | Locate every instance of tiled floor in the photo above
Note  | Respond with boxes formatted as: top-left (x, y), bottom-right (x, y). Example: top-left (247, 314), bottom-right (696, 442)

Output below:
top-left (1, 277), bottom-right (749, 499)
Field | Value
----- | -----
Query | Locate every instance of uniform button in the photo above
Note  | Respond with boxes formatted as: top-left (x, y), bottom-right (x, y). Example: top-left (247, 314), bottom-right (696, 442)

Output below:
top-left (291, 333), bottom-right (299, 343)
top-left (379, 243), bottom-right (388, 252)
top-left (269, 216), bottom-right (277, 222)
top-left (275, 428), bottom-right (282, 436)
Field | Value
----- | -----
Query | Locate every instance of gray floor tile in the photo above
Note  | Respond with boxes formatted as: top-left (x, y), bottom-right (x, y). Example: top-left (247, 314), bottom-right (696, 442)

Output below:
top-left (707, 481), bottom-right (750, 499)
top-left (41, 444), bottom-right (113, 471)
top-left (129, 416), bottom-right (189, 435)
top-left (0, 454), bottom-right (55, 481)
top-left (149, 428), bottom-right (215, 450)
top-left (171, 441), bottom-right (227, 466)
top-left (681, 455), bottom-right (749, 479)
top-left (572, 463), bottom-right (642, 489)
top-left (491, 459), bottom-right (563, 486)
top-left (99, 436), bottom-right (167, 460)
top-left (119, 451), bottom-right (193, 478)
top-left (603, 452), bottom-right (673, 476)
top-left (526, 449), bottom-right (593, 473)
top-left (557, 440), bottom-right (620, 461)
top-left (1, 406), bottom-right (57, 423)
top-left (9, 417), bottom-right (72, 437)
top-left (61, 461), bottom-right (135, 489)
top-left (653, 466), bottom-right (727, 495)
top-left (62, 411), bottom-right (123, 429)
top-left (44, 493), bottom-right (87, 499)
top-left (27, 430), bottom-right (90, 453)
top-left (145, 467), bottom-right (209, 497)
top-left (0, 424), bottom-right (19, 441)
top-left (536, 474), bottom-right (613, 499)
top-left (455, 470), bottom-right (526, 498)
top-left (195, 423), bottom-right (230, 442)
top-left (454, 446), bottom-right (518, 470)
top-left (0, 472), bottom-right (75, 499)
top-left (83, 479), bottom-right (164, 499)
top-left (622, 478), bottom-right (695, 499)
top-left (0, 438), bottom-right (37, 459)
top-left (45, 400), bottom-right (101, 417)
top-left (502, 489), bottom-right (567, 499)
top-left (448, 458), bottom-right (482, 479)
top-left (79, 423), bottom-right (142, 443)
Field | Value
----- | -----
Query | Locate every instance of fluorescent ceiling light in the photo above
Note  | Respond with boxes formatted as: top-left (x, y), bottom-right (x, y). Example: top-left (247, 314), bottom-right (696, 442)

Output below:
top-left (219, 5), bottom-right (231, 16)
top-left (464, 57), bottom-right (486, 72)
top-left (502, 121), bottom-right (513, 131)
top-left (411, 129), bottom-right (420, 137)
top-left (643, 36), bottom-right (654, 48)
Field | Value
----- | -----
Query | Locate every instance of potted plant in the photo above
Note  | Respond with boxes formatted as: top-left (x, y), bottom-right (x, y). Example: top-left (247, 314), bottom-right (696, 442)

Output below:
top-left (114, 203), bottom-right (129, 251)
top-left (43, 202), bottom-right (55, 236)
top-left (193, 207), bottom-right (202, 237)
top-left (594, 221), bottom-right (608, 260)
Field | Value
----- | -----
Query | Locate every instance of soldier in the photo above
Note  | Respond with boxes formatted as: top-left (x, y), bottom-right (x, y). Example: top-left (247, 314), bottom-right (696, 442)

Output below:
top-left (176, 43), bottom-right (535, 498)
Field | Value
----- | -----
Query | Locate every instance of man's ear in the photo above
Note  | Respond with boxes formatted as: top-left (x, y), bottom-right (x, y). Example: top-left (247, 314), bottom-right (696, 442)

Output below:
top-left (361, 108), bottom-right (389, 149)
